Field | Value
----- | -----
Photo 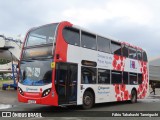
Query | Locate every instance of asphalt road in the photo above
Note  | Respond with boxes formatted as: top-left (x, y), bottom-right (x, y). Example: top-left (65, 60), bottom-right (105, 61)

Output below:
top-left (0, 89), bottom-right (160, 120)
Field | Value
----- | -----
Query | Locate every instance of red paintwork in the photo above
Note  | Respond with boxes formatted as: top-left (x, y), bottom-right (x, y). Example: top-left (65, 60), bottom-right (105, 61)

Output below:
top-left (112, 40), bottom-right (148, 101)
top-left (112, 55), bottom-right (126, 71)
top-left (54, 21), bottom-right (72, 62)
top-left (137, 61), bottom-right (148, 99)
top-left (121, 42), bottom-right (143, 51)
top-left (18, 92), bottom-right (58, 106)
top-left (113, 53), bottom-right (148, 101)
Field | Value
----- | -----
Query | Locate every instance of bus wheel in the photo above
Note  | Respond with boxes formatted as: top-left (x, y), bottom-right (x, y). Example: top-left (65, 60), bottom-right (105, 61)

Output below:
top-left (131, 89), bottom-right (137, 103)
top-left (83, 91), bottom-right (94, 109)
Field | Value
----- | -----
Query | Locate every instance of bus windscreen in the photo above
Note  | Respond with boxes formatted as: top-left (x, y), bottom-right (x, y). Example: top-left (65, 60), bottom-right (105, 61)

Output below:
top-left (26, 23), bottom-right (58, 47)
top-left (19, 59), bottom-right (52, 86)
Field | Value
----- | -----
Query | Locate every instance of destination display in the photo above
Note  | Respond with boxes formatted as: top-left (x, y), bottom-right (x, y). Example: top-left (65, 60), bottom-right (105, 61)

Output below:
top-left (23, 46), bottom-right (53, 59)
top-left (81, 60), bottom-right (97, 67)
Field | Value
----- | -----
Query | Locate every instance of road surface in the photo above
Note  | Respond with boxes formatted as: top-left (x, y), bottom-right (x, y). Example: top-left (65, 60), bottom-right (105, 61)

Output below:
top-left (0, 89), bottom-right (160, 119)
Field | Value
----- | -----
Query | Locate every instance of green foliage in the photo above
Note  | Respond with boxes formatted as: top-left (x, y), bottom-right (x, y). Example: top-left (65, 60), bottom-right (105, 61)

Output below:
top-left (0, 59), bottom-right (11, 64)
top-left (0, 79), bottom-right (13, 88)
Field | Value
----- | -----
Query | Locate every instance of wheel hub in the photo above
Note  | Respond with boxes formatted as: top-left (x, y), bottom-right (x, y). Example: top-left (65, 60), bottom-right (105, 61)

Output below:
top-left (84, 96), bottom-right (91, 105)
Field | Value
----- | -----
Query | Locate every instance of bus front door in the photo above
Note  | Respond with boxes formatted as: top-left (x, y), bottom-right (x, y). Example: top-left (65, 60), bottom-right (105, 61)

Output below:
top-left (56, 63), bottom-right (78, 105)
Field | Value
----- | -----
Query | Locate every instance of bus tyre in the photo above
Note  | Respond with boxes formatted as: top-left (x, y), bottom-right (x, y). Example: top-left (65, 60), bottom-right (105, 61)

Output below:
top-left (83, 91), bottom-right (94, 109)
top-left (131, 90), bottom-right (137, 103)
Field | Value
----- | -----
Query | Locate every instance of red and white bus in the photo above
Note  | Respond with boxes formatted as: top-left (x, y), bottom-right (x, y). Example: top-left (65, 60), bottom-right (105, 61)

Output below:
top-left (18, 21), bottom-right (149, 109)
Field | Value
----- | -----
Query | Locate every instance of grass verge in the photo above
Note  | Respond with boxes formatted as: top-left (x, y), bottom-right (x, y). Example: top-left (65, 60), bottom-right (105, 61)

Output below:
top-left (0, 79), bottom-right (13, 89)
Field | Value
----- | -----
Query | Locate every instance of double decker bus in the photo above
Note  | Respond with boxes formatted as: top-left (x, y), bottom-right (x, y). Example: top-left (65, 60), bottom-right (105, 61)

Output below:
top-left (18, 21), bottom-right (149, 109)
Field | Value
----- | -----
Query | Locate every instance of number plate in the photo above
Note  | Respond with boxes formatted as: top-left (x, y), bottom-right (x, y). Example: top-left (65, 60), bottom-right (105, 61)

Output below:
top-left (28, 100), bottom-right (36, 104)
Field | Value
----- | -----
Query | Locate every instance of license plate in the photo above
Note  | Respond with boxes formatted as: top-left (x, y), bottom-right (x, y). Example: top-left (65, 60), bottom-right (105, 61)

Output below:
top-left (28, 100), bottom-right (36, 104)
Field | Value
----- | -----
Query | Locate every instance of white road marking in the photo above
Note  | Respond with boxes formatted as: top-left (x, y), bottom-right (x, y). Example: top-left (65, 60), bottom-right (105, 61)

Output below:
top-left (0, 104), bottom-right (13, 109)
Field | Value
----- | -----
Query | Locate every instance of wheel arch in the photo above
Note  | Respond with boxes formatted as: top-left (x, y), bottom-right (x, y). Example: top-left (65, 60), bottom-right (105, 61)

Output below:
top-left (131, 87), bottom-right (137, 95)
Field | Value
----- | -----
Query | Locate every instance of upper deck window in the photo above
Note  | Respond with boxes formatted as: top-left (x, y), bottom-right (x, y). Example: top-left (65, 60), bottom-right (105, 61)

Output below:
top-left (26, 23), bottom-right (58, 47)
top-left (111, 41), bottom-right (121, 55)
top-left (63, 27), bottom-right (80, 46)
top-left (81, 31), bottom-right (97, 50)
top-left (122, 44), bottom-right (129, 57)
top-left (137, 50), bottom-right (142, 60)
top-left (129, 47), bottom-right (137, 59)
top-left (97, 36), bottom-right (110, 53)
top-left (143, 51), bottom-right (148, 62)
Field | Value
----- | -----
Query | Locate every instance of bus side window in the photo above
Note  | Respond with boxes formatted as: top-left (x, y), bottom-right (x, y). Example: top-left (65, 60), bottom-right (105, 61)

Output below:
top-left (98, 69), bottom-right (110, 84)
top-left (129, 47), bottom-right (137, 59)
top-left (129, 73), bottom-right (137, 85)
top-left (111, 70), bottom-right (122, 84)
top-left (142, 51), bottom-right (148, 62)
top-left (81, 32), bottom-right (97, 50)
top-left (138, 73), bottom-right (142, 84)
top-left (137, 50), bottom-right (142, 60)
top-left (97, 36), bottom-right (110, 53)
top-left (63, 27), bottom-right (80, 46)
top-left (123, 72), bottom-right (128, 84)
top-left (111, 41), bottom-right (122, 56)
top-left (122, 44), bottom-right (129, 57)
top-left (81, 67), bottom-right (97, 84)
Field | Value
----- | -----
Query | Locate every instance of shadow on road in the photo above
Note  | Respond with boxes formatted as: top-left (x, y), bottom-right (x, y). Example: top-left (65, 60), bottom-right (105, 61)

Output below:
top-left (30, 100), bottom-right (132, 111)
top-left (18, 101), bottom-right (141, 117)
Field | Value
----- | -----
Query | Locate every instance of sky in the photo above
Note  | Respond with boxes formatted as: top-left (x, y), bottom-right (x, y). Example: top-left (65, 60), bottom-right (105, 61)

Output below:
top-left (0, 0), bottom-right (160, 58)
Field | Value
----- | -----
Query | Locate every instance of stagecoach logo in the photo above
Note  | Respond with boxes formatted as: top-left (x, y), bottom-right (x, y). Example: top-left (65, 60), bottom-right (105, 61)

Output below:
top-left (0, 59), bottom-right (11, 65)
top-left (98, 86), bottom-right (110, 94)
top-left (26, 87), bottom-right (38, 92)
top-left (98, 86), bottom-right (109, 90)
top-left (130, 60), bottom-right (136, 69)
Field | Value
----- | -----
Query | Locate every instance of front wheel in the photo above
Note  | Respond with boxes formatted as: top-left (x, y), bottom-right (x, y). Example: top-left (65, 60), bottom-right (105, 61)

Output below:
top-left (130, 90), bottom-right (137, 103)
top-left (82, 91), bottom-right (94, 109)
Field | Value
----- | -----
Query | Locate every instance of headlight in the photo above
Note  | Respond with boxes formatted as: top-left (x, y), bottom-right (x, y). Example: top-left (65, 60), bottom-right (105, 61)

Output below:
top-left (42, 88), bottom-right (51, 97)
top-left (18, 87), bottom-right (24, 95)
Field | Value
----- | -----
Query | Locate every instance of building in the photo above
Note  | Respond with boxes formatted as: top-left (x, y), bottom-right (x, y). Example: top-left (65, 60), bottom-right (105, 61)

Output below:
top-left (0, 34), bottom-right (22, 75)
top-left (149, 57), bottom-right (160, 83)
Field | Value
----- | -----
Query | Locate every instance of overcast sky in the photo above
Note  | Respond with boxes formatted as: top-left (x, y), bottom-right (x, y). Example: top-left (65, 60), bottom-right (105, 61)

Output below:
top-left (0, 0), bottom-right (160, 58)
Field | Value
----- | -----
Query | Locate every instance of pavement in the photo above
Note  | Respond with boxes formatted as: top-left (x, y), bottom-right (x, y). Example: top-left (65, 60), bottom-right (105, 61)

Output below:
top-left (150, 87), bottom-right (160, 95)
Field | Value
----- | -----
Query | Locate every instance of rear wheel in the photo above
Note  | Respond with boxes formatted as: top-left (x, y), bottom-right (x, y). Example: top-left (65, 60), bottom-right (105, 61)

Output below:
top-left (83, 91), bottom-right (94, 109)
top-left (131, 90), bottom-right (137, 103)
